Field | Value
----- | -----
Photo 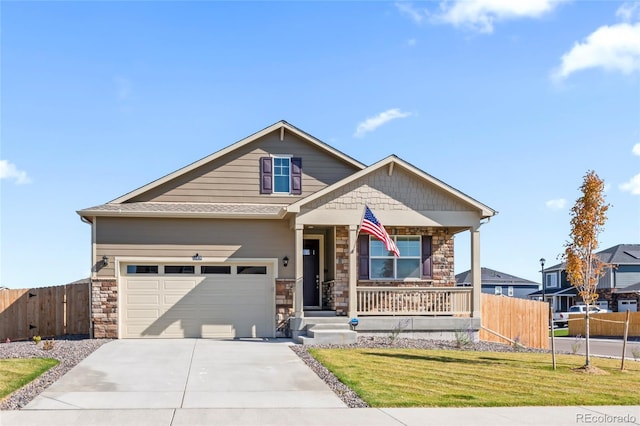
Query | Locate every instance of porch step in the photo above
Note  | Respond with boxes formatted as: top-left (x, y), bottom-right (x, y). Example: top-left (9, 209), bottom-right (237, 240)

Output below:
top-left (296, 323), bottom-right (357, 345)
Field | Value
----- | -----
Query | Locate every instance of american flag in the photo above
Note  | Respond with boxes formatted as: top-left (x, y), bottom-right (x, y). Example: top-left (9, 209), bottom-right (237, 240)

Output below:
top-left (360, 205), bottom-right (400, 256)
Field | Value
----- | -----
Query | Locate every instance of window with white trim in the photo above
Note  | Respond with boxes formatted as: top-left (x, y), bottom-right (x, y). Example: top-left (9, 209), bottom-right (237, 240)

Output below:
top-left (508, 286), bottom-right (514, 297)
top-left (545, 273), bottom-right (558, 288)
top-left (273, 156), bottom-right (290, 193)
top-left (370, 236), bottom-right (421, 279)
top-left (495, 286), bottom-right (502, 295)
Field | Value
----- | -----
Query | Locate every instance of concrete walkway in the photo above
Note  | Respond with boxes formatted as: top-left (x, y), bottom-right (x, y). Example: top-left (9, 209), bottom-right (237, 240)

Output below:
top-left (2, 406), bottom-right (639, 425)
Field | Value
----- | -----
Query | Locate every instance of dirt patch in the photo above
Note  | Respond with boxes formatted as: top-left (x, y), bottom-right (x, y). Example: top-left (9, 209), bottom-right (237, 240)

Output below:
top-left (572, 364), bottom-right (610, 375)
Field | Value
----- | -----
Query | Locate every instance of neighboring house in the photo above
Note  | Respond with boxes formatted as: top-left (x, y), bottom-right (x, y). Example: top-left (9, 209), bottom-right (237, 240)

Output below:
top-left (77, 120), bottom-right (496, 340)
top-left (455, 268), bottom-right (539, 299)
top-left (528, 244), bottom-right (640, 313)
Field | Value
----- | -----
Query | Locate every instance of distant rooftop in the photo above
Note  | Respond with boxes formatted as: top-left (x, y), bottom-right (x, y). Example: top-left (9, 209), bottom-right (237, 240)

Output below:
top-left (455, 267), bottom-right (539, 286)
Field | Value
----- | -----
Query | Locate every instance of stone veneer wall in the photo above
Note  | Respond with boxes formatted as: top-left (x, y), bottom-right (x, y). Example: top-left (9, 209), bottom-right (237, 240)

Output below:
top-left (334, 226), bottom-right (349, 315)
top-left (332, 226), bottom-right (454, 315)
top-left (91, 278), bottom-right (118, 338)
top-left (276, 278), bottom-right (296, 320)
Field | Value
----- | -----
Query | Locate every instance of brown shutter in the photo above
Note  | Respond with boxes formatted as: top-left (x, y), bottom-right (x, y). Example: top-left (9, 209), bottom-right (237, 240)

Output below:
top-left (291, 157), bottom-right (302, 195)
top-left (260, 157), bottom-right (272, 194)
top-left (421, 236), bottom-right (432, 279)
top-left (358, 234), bottom-right (369, 280)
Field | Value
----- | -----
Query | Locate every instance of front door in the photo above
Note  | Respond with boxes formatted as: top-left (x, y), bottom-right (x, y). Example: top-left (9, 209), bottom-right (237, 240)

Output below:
top-left (303, 239), bottom-right (320, 308)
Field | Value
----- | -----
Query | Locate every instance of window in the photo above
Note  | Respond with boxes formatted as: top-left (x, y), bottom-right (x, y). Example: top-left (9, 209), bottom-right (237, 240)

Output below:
top-left (370, 236), bottom-right (421, 279)
top-left (508, 286), bottom-right (514, 297)
top-left (545, 273), bottom-right (558, 288)
top-left (237, 266), bottom-right (267, 275)
top-left (201, 265), bottom-right (231, 274)
top-left (259, 156), bottom-right (302, 195)
top-left (273, 157), bottom-right (290, 193)
top-left (495, 286), bottom-right (503, 295)
top-left (164, 265), bottom-right (194, 274)
top-left (126, 265), bottom-right (158, 274)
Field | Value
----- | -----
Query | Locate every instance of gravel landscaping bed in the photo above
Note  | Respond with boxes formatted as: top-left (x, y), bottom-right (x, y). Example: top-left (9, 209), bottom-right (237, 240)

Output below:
top-left (0, 335), bottom-right (112, 410)
top-left (290, 336), bottom-right (549, 408)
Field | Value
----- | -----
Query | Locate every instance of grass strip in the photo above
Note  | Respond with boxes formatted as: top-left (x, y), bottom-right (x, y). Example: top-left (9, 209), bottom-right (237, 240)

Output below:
top-left (308, 348), bottom-right (640, 407)
top-left (0, 358), bottom-right (59, 400)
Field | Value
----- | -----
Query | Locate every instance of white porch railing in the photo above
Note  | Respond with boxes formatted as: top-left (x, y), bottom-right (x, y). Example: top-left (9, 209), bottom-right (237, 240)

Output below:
top-left (356, 286), bottom-right (472, 316)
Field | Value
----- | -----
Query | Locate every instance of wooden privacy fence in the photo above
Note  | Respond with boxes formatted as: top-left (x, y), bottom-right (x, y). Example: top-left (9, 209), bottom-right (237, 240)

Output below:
top-left (568, 312), bottom-right (640, 337)
top-left (0, 283), bottom-right (90, 340)
top-left (480, 294), bottom-right (549, 349)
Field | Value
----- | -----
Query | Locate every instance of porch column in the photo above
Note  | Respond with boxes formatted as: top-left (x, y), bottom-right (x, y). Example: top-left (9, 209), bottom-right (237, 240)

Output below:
top-left (294, 224), bottom-right (304, 318)
top-left (348, 224), bottom-right (358, 319)
top-left (471, 229), bottom-right (481, 318)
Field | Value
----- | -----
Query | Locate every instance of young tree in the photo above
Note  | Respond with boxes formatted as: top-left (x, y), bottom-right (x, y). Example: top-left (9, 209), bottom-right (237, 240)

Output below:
top-left (562, 170), bottom-right (610, 368)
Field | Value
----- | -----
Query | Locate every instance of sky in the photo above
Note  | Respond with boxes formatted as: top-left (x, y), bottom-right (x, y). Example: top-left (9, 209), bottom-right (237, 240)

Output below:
top-left (1, 0), bottom-right (639, 289)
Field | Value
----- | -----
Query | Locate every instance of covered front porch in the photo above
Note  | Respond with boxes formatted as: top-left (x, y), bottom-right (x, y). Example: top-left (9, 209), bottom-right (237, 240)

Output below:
top-left (280, 223), bottom-right (484, 340)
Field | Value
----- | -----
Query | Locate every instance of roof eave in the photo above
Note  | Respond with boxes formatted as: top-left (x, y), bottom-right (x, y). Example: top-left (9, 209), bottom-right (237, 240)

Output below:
top-left (76, 210), bottom-right (287, 220)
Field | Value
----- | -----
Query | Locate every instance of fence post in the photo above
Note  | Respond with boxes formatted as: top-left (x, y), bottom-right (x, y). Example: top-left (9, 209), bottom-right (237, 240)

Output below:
top-left (549, 305), bottom-right (556, 370)
top-left (621, 310), bottom-right (631, 371)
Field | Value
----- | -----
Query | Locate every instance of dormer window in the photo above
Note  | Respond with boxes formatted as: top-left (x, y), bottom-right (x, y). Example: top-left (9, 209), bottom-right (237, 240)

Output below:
top-left (260, 156), bottom-right (302, 195)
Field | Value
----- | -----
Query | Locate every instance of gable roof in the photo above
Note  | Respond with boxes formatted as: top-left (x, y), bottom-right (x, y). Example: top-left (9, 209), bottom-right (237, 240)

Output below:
top-left (544, 244), bottom-right (640, 271)
top-left (456, 267), bottom-right (539, 286)
top-left (109, 120), bottom-right (366, 204)
top-left (288, 155), bottom-right (497, 218)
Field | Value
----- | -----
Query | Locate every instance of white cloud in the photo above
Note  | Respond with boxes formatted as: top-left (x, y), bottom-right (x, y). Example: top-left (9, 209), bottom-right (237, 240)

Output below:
top-left (545, 198), bottom-right (566, 210)
top-left (552, 22), bottom-right (640, 80)
top-left (620, 173), bottom-right (640, 195)
top-left (616, 2), bottom-right (640, 23)
top-left (354, 109), bottom-right (413, 138)
top-left (427, 0), bottom-right (565, 34)
top-left (395, 2), bottom-right (425, 24)
top-left (633, 143), bottom-right (640, 156)
top-left (0, 160), bottom-right (31, 184)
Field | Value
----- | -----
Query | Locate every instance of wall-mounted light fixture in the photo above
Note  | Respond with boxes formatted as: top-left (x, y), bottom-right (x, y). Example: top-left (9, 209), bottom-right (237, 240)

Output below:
top-left (102, 255), bottom-right (109, 266)
top-left (192, 253), bottom-right (202, 261)
top-left (283, 256), bottom-right (289, 267)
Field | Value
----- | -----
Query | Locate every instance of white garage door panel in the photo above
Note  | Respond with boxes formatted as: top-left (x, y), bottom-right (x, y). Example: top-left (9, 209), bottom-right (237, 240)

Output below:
top-left (127, 280), bottom-right (161, 290)
top-left (121, 266), bottom-right (273, 339)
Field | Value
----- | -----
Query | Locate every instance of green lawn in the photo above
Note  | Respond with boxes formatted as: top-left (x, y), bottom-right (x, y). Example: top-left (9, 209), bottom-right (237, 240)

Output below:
top-left (0, 358), bottom-right (59, 400)
top-left (308, 348), bottom-right (640, 407)
top-left (551, 328), bottom-right (569, 337)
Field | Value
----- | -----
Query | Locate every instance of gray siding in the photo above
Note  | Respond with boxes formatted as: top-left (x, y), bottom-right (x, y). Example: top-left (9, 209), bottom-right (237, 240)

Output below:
top-left (128, 130), bottom-right (359, 204)
top-left (615, 265), bottom-right (640, 289)
top-left (95, 217), bottom-right (295, 279)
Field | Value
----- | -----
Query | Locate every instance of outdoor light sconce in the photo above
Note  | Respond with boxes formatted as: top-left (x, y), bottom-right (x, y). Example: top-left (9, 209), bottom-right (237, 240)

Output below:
top-left (283, 256), bottom-right (289, 267)
top-left (192, 253), bottom-right (202, 261)
top-left (102, 255), bottom-right (109, 267)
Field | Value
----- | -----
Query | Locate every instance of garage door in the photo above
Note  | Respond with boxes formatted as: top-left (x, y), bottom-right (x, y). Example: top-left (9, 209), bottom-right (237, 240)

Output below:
top-left (618, 299), bottom-right (638, 313)
top-left (120, 263), bottom-right (274, 338)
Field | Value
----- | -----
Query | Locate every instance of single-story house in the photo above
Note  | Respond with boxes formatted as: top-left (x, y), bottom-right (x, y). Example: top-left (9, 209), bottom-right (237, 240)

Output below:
top-left (529, 244), bottom-right (640, 313)
top-left (77, 121), bottom-right (497, 340)
top-left (455, 268), bottom-right (540, 299)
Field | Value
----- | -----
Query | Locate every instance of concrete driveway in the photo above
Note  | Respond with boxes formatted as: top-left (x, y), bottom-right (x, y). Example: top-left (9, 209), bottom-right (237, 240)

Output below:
top-left (24, 339), bottom-right (346, 410)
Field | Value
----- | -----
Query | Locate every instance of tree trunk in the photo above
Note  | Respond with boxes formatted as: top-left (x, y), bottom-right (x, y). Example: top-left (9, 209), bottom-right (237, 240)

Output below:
top-left (585, 308), bottom-right (591, 367)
